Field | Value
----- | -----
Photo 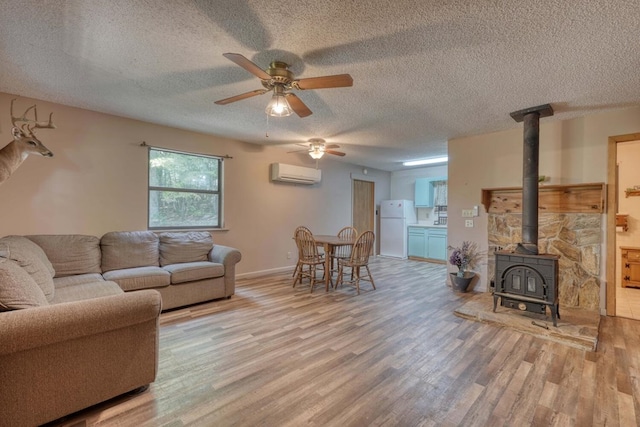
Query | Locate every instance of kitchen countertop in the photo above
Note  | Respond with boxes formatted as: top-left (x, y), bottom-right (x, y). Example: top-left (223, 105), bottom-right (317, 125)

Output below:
top-left (408, 223), bottom-right (448, 229)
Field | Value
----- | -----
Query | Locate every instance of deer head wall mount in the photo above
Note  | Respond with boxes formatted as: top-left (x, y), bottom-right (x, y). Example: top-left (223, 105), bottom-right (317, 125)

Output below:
top-left (0, 99), bottom-right (55, 186)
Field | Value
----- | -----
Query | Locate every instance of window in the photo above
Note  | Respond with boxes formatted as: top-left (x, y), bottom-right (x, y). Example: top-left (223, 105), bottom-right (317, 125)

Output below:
top-left (148, 148), bottom-right (222, 229)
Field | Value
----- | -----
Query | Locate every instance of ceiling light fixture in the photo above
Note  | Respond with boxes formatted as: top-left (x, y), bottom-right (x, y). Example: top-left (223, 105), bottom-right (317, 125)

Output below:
top-left (265, 86), bottom-right (292, 117)
top-left (309, 145), bottom-right (325, 159)
top-left (402, 156), bottom-right (448, 166)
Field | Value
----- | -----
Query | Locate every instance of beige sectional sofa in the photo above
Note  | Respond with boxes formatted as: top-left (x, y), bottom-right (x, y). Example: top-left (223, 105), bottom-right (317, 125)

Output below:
top-left (27, 230), bottom-right (242, 310)
top-left (0, 230), bottom-right (241, 426)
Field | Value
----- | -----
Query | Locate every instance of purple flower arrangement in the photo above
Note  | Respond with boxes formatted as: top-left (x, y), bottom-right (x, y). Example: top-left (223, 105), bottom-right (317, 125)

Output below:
top-left (448, 241), bottom-right (480, 276)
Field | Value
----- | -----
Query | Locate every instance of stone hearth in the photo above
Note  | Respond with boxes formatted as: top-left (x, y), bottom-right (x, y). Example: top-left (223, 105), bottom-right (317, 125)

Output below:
top-left (488, 212), bottom-right (601, 310)
top-left (454, 292), bottom-right (599, 351)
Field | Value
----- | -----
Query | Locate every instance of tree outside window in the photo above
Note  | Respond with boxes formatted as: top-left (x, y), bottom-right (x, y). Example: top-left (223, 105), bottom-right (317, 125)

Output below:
top-left (148, 148), bottom-right (222, 229)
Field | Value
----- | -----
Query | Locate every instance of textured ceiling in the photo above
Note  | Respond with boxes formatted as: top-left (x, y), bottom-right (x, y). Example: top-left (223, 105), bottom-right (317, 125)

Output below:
top-left (1, 0), bottom-right (639, 171)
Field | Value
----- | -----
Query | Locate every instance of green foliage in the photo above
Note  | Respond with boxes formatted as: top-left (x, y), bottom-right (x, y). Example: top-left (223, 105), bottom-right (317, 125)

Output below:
top-left (148, 149), bottom-right (220, 228)
top-left (149, 150), bottom-right (218, 190)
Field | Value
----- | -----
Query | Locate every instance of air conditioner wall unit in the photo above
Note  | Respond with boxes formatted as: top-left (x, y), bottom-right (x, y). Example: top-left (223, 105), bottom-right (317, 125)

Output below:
top-left (270, 163), bottom-right (321, 184)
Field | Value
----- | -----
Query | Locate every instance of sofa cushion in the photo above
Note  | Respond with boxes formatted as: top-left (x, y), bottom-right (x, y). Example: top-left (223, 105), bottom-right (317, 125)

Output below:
top-left (0, 235), bottom-right (55, 301)
top-left (159, 231), bottom-right (213, 267)
top-left (50, 280), bottom-right (123, 304)
top-left (0, 259), bottom-right (49, 310)
top-left (101, 231), bottom-right (159, 272)
top-left (53, 273), bottom-right (105, 289)
top-left (163, 261), bottom-right (224, 284)
top-left (26, 234), bottom-right (102, 277)
top-left (102, 266), bottom-right (170, 291)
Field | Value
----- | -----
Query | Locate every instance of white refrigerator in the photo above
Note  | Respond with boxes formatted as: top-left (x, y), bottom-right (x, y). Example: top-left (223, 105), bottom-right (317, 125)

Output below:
top-left (379, 199), bottom-right (416, 258)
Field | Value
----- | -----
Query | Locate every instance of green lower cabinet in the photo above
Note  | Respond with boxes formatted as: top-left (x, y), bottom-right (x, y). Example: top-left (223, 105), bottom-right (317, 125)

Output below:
top-left (408, 227), bottom-right (447, 261)
top-left (408, 227), bottom-right (426, 257)
top-left (427, 234), bottom-right (447, 261)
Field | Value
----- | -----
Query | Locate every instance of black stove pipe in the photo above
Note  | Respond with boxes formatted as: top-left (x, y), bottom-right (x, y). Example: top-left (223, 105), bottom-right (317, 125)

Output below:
top-left (509, 104), bottom-right (554, 255)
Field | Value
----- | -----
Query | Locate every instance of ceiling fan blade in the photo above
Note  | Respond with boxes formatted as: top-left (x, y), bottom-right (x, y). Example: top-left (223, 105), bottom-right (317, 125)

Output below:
top-left (222, 53), bottom-right (271, 80)
top-left (214, 89), bottom-right (269, 105)
top-left (287, 149), bottom-right (309, 153)
top-left (326, 149), bottom-right (346, 157)
top-left (325, 144), bottom-right (340, 149)
top-left (286, 94), bottom-right (313, 118)
top-left (294, 74), bottom-right (353, 90)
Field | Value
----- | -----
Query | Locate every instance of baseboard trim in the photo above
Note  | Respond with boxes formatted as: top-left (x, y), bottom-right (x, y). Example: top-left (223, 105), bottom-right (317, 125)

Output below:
top-left (237, 265), bottom-right (294, 279)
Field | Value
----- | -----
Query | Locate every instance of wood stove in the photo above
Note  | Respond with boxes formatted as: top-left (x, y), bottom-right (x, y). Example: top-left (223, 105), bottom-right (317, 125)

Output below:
top-left (492, 104), bottom-right (561, 326)
top-left (493, 251), bottom-right (560, 326)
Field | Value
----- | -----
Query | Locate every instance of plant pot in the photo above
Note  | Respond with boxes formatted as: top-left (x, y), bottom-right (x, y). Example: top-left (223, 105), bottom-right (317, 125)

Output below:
top-left (450, 272), bottom-right (475, 292)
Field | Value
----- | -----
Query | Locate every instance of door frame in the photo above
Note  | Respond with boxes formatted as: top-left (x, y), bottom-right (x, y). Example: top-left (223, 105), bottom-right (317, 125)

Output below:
top-left (606, 132), bottom-right (640, 316)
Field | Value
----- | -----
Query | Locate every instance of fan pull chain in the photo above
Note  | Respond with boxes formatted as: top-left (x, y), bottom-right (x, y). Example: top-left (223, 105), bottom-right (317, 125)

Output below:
top-left (265, 114), bottom-right (270, 138)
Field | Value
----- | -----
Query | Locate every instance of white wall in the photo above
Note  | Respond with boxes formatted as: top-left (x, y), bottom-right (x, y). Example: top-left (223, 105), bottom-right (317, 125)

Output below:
top-left (0, 92), bottom-right (391, 276)
top-left (448, 106), bottom-right (640, 312)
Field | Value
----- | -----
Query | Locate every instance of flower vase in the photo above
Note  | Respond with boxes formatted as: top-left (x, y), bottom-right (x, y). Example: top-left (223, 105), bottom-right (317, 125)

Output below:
top-left (450, 271), bottom-right (475, 292)
top-left (456, 262), bottom-right (469, 277)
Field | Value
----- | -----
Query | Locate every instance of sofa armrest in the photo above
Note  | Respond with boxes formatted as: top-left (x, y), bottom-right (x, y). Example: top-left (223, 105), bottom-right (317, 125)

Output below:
top-left (0, 290), bottom-right (161, 356)
top-left (209, 245), bottom-right (242, 296)
top-left (0, 290), bottom-right (162, 426)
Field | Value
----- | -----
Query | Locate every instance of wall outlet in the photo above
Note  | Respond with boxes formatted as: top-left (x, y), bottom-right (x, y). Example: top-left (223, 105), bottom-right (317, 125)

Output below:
top-left (465, 219), bottom-right (474, 227)
top-left (287, 251), bottom-right (292, 259)
top-left (462, 209), bottom-right (473, 217)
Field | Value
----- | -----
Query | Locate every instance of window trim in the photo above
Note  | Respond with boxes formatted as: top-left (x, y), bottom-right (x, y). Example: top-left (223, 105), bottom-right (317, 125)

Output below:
top-left (147, 147), bottom-right (223, 230)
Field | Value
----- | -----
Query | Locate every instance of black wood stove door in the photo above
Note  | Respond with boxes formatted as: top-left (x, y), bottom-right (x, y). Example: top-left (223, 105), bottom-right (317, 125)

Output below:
top-left (502, 265), bottom-right (545, 299)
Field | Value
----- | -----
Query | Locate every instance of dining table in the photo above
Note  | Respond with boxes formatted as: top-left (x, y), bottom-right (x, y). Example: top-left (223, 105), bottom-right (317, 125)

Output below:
top-left (313, 234), bottom-right (356, 292)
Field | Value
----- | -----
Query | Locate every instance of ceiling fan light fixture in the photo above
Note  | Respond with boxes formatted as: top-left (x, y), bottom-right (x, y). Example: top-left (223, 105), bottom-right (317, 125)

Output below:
top-left (403, 156), bottom-right (448, 166)
top-left (265, 86), bottom-right (292, 117)
top-left (309, 145), bottom-right (325, 159)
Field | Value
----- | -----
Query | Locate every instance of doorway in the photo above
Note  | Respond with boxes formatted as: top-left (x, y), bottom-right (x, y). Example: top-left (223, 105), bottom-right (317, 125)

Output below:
top-left (606, 132), bottom-right (640, 316)
top-left (352, 179), bottom-right (375, 249)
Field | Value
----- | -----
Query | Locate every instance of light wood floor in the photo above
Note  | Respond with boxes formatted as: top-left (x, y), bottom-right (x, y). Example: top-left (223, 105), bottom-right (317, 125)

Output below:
top-left (48, 257), bottom-right (640, 427)
top-left (616, 285), bottom-right (640, 321)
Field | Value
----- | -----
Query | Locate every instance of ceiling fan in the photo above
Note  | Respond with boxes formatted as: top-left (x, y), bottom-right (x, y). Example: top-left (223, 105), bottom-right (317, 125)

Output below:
top-left (288, 138), bottom-right (346, 159)
top-left (214, 53), bottom-right (353, 118)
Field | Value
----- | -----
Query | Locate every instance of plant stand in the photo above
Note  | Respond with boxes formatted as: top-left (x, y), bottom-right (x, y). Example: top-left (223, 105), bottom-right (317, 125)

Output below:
top-left (450, 272), bottom-right (475, 292)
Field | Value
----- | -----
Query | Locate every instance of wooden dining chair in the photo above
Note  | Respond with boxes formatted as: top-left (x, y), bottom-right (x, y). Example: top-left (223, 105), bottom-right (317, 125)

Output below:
top-left (330, 226), bottom-right (357, 275)
top-left (293, 227), bottom-right (326, 293)
top-left (335, 230), bottom-right (376, 295)
top-left (292, 226), bottom-right (312, 278)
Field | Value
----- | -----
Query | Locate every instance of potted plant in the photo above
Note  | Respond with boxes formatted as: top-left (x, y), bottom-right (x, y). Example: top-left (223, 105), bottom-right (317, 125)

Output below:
top-left (448, 241), bottom-right (481, 292)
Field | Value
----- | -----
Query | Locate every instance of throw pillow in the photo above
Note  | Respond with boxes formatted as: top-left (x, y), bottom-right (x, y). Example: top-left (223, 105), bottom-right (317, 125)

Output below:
top-left (159, 231), bottom-right (213, 266)
top-left (101, 231), bottom-right (160, 272)
top-left (0, 235), bottom-right (55, 301)
top-left (0, 259), bottom-right (49, 311)
top-left (27, 234), bottom-right (102, 277)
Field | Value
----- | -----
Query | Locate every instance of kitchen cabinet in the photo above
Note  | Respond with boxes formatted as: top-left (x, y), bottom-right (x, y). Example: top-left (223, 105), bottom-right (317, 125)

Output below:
top-left (408, 227), bottom-right (426, 257)
top-left (427, 228), bottom-right (447, 261)
top-left (415, 179), bottom-right (433, 207)
top-left (415, 177), bottom-right (447, 207)
top-left (407, 226), bottom-right (447, 262)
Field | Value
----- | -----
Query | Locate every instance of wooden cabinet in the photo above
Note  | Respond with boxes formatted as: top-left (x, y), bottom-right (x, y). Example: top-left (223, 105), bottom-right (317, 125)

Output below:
top-left (621, 247), bottom-right (640, 288)
top-left (408, 226), bottom-right (447, 262)
top-left (414, 177), bottom-right (447, 207)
